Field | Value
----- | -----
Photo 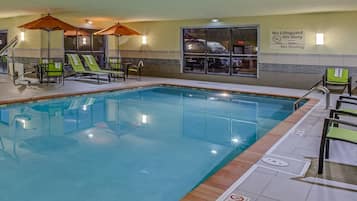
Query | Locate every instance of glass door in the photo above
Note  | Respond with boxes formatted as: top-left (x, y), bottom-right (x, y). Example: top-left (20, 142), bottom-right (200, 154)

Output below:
top-left (231, 28), bottom-right (258, 77)
top-left (183, 28), bottom-right (206, 74)
top-left (206, 28), bottom-right (231, 75)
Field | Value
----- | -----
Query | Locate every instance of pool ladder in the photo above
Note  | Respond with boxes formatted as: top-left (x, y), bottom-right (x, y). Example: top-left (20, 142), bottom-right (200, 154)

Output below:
top-left (293, 81), bottom-right (330, 110)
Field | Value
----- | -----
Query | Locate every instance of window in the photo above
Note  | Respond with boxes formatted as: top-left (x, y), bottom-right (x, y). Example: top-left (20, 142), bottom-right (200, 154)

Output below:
top-left (183, 28), bottom-right (206, 74)
top-left (182, 26), bottom-right (258, 77)
top-left (64, 29), bottom-right (107, 66)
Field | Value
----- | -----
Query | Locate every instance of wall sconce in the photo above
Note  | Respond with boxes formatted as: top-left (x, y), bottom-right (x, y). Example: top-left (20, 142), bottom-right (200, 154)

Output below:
top-left (20, 31), bottom-right (25, 41)
top-left (316, 33), bottom-right (324, 45)
top-left (142, 35), bottom-right (147, 45)
top-left (82, 37), bottom-right (87, 45)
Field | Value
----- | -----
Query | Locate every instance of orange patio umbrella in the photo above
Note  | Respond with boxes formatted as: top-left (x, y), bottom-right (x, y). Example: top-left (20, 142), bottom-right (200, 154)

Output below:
top-left (94, 23), bottom-right (141, 59)
top-left (18, 14), bottom-right (77, 60)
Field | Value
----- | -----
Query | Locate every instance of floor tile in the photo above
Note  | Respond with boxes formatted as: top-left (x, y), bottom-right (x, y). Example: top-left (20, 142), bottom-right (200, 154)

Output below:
top-left (262, 173), bottom-right (312, 201)
top-left (306, 185), bottom-right (357, 201)
top-left (238, 171), bottom-right (275, 194)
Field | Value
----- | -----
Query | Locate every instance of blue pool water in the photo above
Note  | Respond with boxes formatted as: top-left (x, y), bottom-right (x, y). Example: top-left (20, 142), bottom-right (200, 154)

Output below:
top-left (0, 86), bottom-right (297, 201)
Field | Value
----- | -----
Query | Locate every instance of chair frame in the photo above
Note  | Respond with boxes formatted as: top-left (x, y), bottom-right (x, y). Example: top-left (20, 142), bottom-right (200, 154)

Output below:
top-left (318, 110), bottom-right (357, 174)
top-left (128, 60), bottom-right (144, 80)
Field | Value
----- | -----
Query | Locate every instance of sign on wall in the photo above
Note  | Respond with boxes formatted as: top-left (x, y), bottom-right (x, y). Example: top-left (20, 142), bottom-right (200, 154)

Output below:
top-left (271, 30), bottom-right (305, 49)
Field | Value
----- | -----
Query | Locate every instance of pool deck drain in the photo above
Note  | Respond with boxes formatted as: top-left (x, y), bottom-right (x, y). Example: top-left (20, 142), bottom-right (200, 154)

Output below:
top-left (261, 157), bottom-right (289, 167)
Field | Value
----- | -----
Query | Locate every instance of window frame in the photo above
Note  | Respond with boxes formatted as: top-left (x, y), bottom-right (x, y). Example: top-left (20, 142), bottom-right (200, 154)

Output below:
top-left (180, 24), bottom-right (260, 78)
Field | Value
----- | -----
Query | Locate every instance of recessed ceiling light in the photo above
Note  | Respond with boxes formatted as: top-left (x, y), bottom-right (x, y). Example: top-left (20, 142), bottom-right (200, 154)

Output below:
top-left (86, 19), bottom-right (93, 25)
top-left (211, 18), bottom-right (219, 23)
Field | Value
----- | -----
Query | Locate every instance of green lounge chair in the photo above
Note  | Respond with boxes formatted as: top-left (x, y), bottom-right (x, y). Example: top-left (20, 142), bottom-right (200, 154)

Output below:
top-left (66, 54), bottom-right (110, 84)
top-left (323, 67), bottom-right (352, 96)
top-left (335, 95), bottom-right (357, 116)
top-left (39, 59), bottom-right (64, 85)
top-left (82, 55), bottom-right (125, 81)
top-left (318, 110), bottom-right (357, 174)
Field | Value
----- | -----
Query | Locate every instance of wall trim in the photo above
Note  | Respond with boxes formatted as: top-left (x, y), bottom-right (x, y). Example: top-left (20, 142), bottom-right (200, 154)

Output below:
top-left (260, 52), bottom-right (357, 67)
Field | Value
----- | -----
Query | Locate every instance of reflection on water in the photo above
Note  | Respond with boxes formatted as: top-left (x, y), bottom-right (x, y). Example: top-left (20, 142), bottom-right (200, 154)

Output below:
top-left (0, 86), bottom-right (295, 201)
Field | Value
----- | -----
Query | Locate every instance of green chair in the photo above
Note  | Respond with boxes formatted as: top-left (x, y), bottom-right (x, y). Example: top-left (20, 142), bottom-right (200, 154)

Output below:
top-left (39, 59), bottom-right (64, 85)
top-left (127, 60), bottom-right (144, 80)
top-left (318, 110), bottom-right (357, 174)
top-left (108, 58), bottom-right (126, 80)
top-left (323, 67), bottom-right (352, 96)
top-left (82, 55), bottom-right (125, 81)
top-left (44, 62), bottom-right (64, 85)
top-left (108, 58), bottom-right (121, 70)
top-left (66, 54), bottom-right (110, 84)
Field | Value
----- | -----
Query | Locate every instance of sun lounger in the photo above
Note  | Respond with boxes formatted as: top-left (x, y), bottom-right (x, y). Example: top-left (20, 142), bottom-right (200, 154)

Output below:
top-left (66, 54), bottom-right (110, 84)
top-left (82, 55), bottom-right (125, 81)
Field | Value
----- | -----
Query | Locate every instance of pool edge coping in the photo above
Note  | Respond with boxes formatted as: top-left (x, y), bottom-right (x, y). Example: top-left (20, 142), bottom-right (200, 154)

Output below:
top-left (0, 81), bottom-right (308, 106)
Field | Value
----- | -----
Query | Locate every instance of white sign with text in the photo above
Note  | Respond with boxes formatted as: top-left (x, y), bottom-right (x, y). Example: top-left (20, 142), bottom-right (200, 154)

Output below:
top-left (271, 30), bottom-right (305, 49)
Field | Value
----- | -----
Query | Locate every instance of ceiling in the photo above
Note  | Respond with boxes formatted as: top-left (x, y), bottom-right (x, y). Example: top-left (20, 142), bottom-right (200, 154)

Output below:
top-left (1, 0), bottom-right (357, 21)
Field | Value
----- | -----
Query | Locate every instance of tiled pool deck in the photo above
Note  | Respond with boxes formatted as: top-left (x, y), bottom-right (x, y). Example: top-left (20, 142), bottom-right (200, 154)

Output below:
top-left (1, 75), bottom-right (356, 201)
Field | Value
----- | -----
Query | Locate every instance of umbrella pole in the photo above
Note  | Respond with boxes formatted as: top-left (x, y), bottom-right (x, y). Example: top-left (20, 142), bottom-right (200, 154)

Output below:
top-left (117, 35), bottom-right (121, 59)
top-left (47, 30), bottom-right (50, 60)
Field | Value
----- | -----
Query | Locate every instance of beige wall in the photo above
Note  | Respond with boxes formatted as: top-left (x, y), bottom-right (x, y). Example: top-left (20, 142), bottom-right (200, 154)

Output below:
top-left (120, 11), bottom-right (357, 55)
top-left (1, 11), bottom-right (357, 57)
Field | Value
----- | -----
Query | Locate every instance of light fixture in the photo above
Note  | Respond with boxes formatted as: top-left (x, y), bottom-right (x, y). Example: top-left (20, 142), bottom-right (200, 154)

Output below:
top-left (82, 105), bottom-right (87, 111)
top-left (82, 37), bottom-right (87, 45)
top-left (316, 33), bottom-right (324, 45)
top-left (211, 18), bottom-right (219, 23)
top-left (211, 149), bottom-right (218, 155)
top-left (85, 19), bottom-right (93, 25)
top-left (20, 31), bottom-right (25, 41)
top-left (142, 35), bottom-right (147, 45)
top-left (88, 133), bottom-right (94, 139)
top-left (141, 114), bottom-right (148, 124)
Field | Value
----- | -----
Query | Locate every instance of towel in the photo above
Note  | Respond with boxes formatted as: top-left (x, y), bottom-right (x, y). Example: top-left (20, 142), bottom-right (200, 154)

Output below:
top-left (71, 54), bottom-right (79, 65)
top-left (55, 62), bottom-right (61, 69)
top-left (334, 68), bottom-right (343, 78)
top-left (88, 56), bottom-right (94, 65)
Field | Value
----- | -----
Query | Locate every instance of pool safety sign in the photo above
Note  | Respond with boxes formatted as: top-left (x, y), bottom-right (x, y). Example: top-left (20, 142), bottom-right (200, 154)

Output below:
top-left (271, 30), bottom-right (305, 49)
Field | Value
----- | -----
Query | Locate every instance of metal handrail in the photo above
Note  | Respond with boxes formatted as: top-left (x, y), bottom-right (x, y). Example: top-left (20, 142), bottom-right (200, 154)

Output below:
top-left (0, 36), bottom-right (18, 56)
top-left (294, 82), bottom-right (330, 110)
